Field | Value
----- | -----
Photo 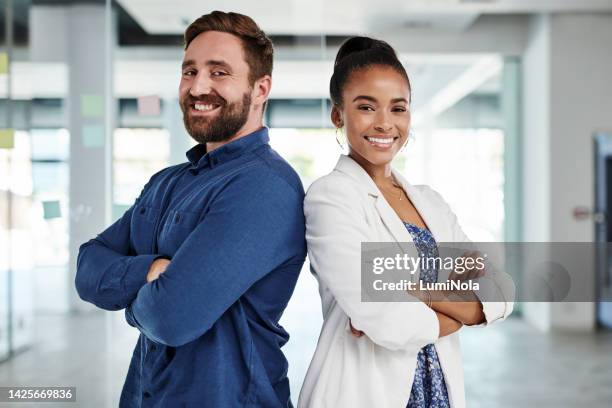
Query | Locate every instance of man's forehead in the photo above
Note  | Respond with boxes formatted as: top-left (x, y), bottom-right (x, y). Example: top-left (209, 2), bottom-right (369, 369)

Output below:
top-left (184, 31), bottom-right (245, 62)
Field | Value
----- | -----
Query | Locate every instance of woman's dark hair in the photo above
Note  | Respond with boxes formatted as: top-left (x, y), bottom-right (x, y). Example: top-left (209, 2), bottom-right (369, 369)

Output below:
top-left (330, 36), bottom-right (411, 107)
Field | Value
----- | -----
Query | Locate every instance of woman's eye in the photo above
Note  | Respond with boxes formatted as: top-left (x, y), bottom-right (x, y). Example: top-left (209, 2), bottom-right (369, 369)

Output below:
top-left (393, 107), bottom-right (407, 112)
top-left (358, 105), bottom-right (374, 111)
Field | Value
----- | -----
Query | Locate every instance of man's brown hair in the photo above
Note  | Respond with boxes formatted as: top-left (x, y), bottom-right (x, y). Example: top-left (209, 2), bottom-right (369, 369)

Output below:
top-left (184, 11), bottom-right (274, 85)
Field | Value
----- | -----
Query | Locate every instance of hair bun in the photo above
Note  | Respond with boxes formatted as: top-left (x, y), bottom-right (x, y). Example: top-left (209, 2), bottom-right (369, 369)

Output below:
top-left (334, 36), bottom-right (397, 68)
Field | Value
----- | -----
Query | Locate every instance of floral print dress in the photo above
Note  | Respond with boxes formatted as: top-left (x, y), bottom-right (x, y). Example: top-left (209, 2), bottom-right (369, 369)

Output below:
top-left (404, 222), bottom-right (451, 408)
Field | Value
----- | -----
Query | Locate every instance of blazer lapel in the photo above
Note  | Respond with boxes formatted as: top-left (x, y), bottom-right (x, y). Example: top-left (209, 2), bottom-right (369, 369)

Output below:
top-left (374, 195), bottom-right (414, 246)
top-left (333, 155), bottom-right (414, 248)
top-left (333, 154), bottom-right (448, 244)
top-left (392, 169), bottom-right (448, 244)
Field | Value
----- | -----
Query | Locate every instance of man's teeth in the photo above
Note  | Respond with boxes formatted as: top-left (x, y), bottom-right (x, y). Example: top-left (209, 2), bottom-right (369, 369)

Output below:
top-left (366, 136), bottom-right (394, 144)
top-left (194, 104), bottom-right (216, 111)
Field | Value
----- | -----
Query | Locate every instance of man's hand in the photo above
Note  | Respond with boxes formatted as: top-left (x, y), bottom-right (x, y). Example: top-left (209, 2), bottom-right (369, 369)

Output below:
top-left (147, 258), bottom-right (170, 282)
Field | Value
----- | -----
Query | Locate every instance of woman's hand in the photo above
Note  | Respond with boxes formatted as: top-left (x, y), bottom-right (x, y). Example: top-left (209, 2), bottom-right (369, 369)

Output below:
top-left (436, 311), bottom-right (463, 337)
top-left (448, 250), bottom-right (486, 281)
top-left (349, 319), bottom-right (364, 337)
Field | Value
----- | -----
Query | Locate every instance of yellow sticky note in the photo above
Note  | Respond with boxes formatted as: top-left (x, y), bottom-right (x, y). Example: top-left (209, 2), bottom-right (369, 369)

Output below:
top-left (0, 129), bottom-right (15, 149)
top-left (81, 94), bottom-right (104, 118)
top-left (82, 124), bottom-right (105, 148)
top-left (0, 53), bottom-right (8, 75)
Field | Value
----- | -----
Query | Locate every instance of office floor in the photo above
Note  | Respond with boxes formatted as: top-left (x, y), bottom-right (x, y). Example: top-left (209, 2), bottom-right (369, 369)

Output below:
top-left (0, 313), bottom-right (611, 407)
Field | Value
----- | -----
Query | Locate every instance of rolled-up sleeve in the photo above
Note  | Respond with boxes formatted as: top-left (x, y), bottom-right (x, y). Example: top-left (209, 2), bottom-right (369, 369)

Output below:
top-left (426, 186), bottom-right (515, 327)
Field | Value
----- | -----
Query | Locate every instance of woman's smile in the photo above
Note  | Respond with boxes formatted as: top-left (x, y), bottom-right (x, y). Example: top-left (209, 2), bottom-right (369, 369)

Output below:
top-left (363, 134), bottom-right (399, 149)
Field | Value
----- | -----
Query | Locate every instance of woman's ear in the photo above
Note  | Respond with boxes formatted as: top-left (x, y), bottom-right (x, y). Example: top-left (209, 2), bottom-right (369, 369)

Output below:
top-left (331, 105), bottom-right (343, 129)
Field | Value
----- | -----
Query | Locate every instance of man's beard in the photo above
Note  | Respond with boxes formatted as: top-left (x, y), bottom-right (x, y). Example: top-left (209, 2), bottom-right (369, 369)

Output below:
top-left (181, 91), bottom-right (252, 145)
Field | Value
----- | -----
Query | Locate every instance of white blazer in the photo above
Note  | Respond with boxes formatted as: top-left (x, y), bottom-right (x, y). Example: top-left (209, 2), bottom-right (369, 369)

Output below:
top-left (298, 155), bottom-right (514, 408)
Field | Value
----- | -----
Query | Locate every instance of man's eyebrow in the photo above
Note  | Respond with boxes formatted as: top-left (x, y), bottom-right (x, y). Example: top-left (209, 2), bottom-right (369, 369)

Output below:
top-left (181, 59), bottom-right (232, 70)
top-left (205, 60), bottom-right (232, 70)
top-left (182, 59), bottom-right (195, 70)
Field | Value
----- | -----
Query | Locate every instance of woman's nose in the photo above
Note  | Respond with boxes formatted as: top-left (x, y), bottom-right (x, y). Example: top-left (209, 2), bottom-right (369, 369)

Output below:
top-left (373, 110), bottom-right (394, 133)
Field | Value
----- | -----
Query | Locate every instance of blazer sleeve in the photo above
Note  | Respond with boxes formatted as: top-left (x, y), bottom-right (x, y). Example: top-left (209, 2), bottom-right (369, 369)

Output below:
top-left (425, 186), bottom-right (515, 327)
top-left (305, 176), bottom-right (440, 351)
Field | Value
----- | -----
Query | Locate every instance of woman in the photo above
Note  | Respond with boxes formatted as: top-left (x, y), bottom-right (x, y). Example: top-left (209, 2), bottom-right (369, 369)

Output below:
top-left (298, 37), bottom-right (514, 408)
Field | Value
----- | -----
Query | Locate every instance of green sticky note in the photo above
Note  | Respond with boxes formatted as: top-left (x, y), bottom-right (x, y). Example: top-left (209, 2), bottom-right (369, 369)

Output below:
top-left (81, 94), bottom-right (104, 118)
top-left (82, 124), bottom-right (105, 148)
top-left (0, 129), bottom-right (15, 149)
top-left (0, 53), bottom-right (8, 75)
top-left (113, 204), bottom-right (131, 221)
top-left (42, 200), bottom-right (62, 219)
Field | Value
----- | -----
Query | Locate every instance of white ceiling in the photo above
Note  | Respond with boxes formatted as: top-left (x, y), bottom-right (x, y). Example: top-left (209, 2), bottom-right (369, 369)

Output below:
top-left (117, 0), bottom-right (612, 35)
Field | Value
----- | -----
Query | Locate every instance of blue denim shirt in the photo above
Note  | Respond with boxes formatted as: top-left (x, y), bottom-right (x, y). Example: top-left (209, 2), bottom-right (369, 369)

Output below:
top-left (75, 128), bottom-right (306, 407)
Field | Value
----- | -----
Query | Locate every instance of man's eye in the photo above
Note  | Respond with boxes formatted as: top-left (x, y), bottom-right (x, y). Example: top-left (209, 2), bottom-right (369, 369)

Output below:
top-left (212, 71), bottom-right (228, 77)
top-left (183, 70), bottom-right (196, 77)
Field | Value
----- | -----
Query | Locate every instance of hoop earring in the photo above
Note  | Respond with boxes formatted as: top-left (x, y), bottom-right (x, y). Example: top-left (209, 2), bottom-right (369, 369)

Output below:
top-left (335, 127), bottom-right (346, 150)
top-left (401, 130), bottom-right (414, 152)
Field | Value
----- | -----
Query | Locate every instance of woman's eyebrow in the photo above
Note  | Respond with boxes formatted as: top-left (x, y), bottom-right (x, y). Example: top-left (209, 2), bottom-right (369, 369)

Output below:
top-left (352, 96), bottom-right (408, 104)
top-left (352, 95), bottom-right (377, 103)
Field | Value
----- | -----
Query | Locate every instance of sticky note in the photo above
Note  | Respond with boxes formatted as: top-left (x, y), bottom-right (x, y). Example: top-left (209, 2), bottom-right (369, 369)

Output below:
top-left (0, 53), bottom-right (8, 75)
top-left (82, 124), bottom-right (105, 148)
top-left (137, 95), bottom-right (161, 116)
top-left (81, 94), bottom-right (104, 118)
top-left (0, 129), bottom-right (15, 149)
top-left (42, 200), bottom-right (62, 219)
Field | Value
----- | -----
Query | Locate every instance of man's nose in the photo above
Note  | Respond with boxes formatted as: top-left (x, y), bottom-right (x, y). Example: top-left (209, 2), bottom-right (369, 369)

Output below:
top-left (190, 72), bottom-right (213, 97)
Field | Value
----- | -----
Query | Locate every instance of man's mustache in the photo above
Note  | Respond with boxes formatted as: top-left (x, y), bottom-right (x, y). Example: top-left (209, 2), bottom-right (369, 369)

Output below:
top-left (183, 94), bottom-right (226, 107)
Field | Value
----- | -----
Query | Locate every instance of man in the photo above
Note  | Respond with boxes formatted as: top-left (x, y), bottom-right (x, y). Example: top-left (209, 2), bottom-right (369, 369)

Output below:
top-left (75, 11), bottom-right (306, 407)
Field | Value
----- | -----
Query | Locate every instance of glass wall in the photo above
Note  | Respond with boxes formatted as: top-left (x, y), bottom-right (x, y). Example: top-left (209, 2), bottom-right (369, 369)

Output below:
top-left (1, 0), bottom-right (35, 361)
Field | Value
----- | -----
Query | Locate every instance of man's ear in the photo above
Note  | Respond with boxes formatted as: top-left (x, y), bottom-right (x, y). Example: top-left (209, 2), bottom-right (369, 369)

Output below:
top-left (331, 105), bottom-right (343, 128)
top-left (253, 75), bottom-right (272, 107)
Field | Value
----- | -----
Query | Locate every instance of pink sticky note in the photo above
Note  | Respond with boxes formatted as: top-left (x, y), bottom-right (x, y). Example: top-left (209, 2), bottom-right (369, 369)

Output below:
top-left (137, 95), bottom-right (161, 116)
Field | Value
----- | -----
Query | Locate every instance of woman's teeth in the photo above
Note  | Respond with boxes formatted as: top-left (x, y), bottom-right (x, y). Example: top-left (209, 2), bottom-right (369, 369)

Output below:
top-left (194, 104), bottom-right (217, 111)
top-left (366, 136), bottom-right (394, 144)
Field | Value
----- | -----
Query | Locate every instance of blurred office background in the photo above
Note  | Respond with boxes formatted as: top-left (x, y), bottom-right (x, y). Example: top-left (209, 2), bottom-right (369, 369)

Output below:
top-left (1, 0), bottom-right (612, 406)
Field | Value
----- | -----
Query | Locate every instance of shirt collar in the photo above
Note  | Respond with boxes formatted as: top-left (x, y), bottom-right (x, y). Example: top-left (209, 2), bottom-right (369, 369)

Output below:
top-left (186, 127), bottom-right (270, 171)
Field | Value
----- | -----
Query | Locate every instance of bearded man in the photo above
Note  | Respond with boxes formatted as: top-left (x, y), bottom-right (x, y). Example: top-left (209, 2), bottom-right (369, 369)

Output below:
top-left (75, 11), bottom-right (306, 407)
